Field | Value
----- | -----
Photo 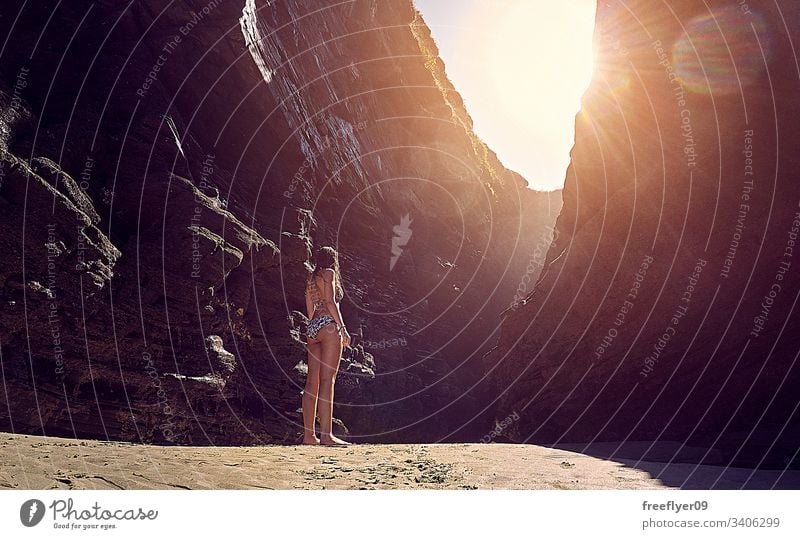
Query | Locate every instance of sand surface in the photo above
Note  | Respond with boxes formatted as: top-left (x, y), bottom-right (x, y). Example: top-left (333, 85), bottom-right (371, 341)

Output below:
top-left (1, 433), bottom-right (796, 489)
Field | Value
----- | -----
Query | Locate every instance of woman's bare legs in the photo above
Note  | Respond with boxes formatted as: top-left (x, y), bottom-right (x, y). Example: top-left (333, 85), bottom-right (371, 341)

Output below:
top-left (318, 325), bottom-right (349, 445)
top-left (301, 340), bottom-right (322, 445)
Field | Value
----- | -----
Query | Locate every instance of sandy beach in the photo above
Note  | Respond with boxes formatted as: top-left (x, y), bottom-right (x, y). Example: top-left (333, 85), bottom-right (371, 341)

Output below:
top-left (1, 433), bottom-right (796, 490)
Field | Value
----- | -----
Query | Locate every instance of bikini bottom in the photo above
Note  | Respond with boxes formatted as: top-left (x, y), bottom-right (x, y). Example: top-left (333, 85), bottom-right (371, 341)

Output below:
top-left (307, 314), bottom-right (336, 339)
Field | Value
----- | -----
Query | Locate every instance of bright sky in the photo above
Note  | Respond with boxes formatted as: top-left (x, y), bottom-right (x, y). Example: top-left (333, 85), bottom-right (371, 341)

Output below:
top-left (413, 0), bottom-right (597, 191)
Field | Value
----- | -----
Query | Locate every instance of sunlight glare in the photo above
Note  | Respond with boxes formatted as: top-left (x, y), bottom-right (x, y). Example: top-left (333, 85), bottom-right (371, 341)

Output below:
top-left (417, 0), bottom-right (597, 191)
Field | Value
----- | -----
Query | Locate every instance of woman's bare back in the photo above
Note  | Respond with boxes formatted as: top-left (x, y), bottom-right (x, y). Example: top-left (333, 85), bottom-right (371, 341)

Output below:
top-left (306, 272), bottom-right (334, 319)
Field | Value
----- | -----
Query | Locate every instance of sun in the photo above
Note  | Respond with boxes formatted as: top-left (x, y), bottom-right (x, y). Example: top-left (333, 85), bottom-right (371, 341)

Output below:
top-left (417, 0), bottom-right (597, 191)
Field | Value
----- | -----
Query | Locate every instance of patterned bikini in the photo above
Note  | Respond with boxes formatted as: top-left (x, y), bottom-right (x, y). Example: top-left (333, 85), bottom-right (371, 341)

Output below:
top-left (305, 277), bottom-right (337, 340)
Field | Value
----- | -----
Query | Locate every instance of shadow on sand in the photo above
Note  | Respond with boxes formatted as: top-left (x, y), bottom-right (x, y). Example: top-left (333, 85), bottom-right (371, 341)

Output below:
top-left (553, 441), bottom-right (800, 489)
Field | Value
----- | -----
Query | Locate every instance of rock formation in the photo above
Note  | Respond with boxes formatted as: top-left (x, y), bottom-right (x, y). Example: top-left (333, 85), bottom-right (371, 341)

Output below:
top-left (486, 0), bottom-right (800, 468)
top-left (0, 0), bottom-right (559, 444)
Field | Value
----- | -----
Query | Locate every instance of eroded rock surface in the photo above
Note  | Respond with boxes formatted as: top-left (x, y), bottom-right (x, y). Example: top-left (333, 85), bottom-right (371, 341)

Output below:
top-left (485, 0), bottom-right (800, 468)
top-left (0, 1), bottom-right (558, 444)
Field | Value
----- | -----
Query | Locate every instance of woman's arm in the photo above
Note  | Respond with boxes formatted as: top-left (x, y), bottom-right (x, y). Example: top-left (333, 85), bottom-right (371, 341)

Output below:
top-left (321, 269), bottom-right (350, 345)
top-left (320, 268), bottom-right (346, 330)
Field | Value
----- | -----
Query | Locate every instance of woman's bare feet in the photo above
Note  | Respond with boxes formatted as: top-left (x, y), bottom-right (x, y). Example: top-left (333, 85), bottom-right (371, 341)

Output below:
top-left (301, 435), bottom-right (320, 445)
top-left (320, 434), bottom-right (350, 446)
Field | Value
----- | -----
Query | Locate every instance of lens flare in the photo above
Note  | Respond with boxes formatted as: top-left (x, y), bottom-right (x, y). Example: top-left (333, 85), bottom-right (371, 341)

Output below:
top-left (672, 6), bottom-right (771, 95)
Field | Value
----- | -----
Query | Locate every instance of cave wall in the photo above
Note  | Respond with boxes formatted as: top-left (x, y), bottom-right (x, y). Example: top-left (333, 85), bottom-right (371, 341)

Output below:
top-left (486, 0), bottom-right (800, 468)
top-left (0, 0), bottom-right (559, 443)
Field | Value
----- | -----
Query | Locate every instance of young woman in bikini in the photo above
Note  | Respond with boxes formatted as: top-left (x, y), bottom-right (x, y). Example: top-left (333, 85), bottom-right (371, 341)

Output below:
top-left (302, 246), bottom-right (352, 446)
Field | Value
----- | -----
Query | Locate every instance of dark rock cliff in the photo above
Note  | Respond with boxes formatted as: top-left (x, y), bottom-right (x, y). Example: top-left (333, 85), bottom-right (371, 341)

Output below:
top-left (485, 0), bottom-right (800, 468)
top-left (0, 0), bottom-right (559, 443)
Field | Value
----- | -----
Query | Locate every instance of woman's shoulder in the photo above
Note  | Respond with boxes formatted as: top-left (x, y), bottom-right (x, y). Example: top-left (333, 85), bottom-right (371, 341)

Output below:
top-left (320, 267), bottom-right (335, 281)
